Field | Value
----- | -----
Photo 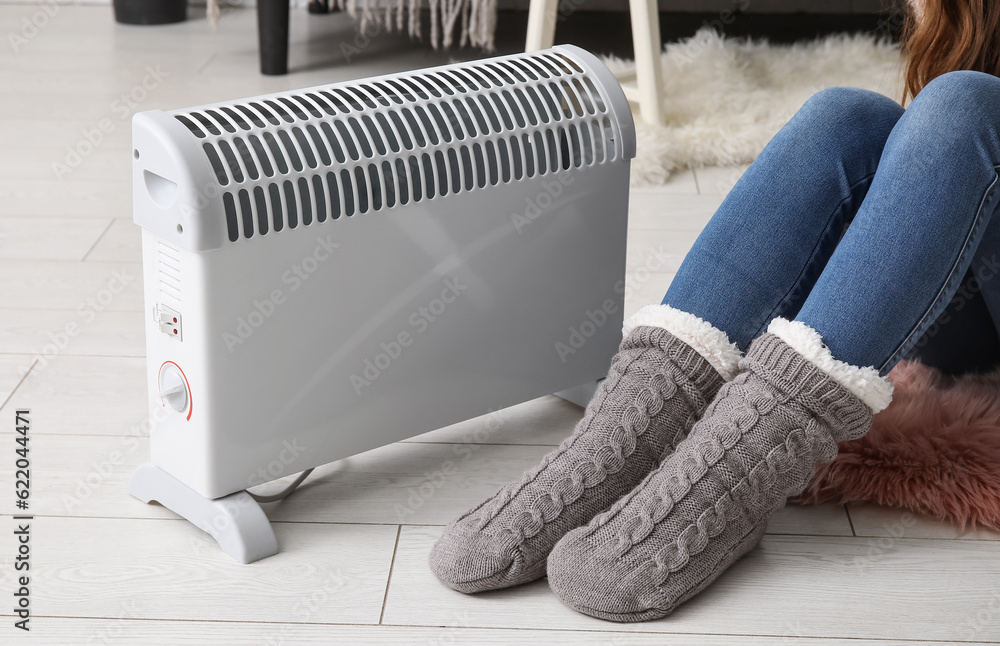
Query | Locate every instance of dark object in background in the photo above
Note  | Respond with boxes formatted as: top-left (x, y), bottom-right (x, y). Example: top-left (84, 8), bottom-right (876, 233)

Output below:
top-left (113, 0), bottom-right (187, 25)
top-left (308, 0), bottom-right (334, 14)
top-left (258, 0), bottom-right (290, 75)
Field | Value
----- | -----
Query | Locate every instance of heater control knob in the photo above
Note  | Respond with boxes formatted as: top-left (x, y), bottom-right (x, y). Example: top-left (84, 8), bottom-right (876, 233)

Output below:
top-left (158, 363), bottom-right (189, 414)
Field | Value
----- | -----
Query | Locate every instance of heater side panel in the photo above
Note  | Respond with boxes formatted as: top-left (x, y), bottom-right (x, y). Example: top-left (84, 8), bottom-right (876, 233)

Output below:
top-left (140, 229), bottom-right (217, 495)
top-left (174, 162), bottom-right (630, 499)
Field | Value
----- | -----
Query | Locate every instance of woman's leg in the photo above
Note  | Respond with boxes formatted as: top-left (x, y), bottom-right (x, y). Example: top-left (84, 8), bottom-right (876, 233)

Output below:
top-left (663, 86), bottom-right (905, 350)
top-left (796, 71), bottom-right (1000, 373)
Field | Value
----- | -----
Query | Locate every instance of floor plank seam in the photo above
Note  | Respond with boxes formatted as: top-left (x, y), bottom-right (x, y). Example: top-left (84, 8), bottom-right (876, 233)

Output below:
top-left (845, 503), bottom-right (858, 537)
top-left (0, 310), bottom-right (143, 317)
top-left (0, 612), bottom-right (997, 642)
top-left (0, 351), bottom-right (146, 358)
top-left (196, 53), bottom-right (217, 75)
top-left (0, 514), bottom-right (990, 541)
top-left (79, 218), bottom-right (115, 262)
top-left (0, 357), bottom-right (36, 412)
top-left (379, 525), bottom-right (403, 625)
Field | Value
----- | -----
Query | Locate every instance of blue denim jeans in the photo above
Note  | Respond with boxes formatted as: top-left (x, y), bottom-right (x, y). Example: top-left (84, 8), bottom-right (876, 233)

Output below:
top-left (663, 71), bottom-right (1000, 376)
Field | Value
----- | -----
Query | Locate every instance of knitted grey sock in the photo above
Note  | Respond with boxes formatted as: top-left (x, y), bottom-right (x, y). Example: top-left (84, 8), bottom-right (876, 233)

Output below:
top-left (547, 323), bottom-right (893, 622)
top-left (429, 317), bottom-right (735, 593)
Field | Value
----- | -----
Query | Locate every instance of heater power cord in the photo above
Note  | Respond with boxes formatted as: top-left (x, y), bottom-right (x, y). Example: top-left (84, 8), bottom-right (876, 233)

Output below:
top-left (247, 468), bottom-right (315, 503)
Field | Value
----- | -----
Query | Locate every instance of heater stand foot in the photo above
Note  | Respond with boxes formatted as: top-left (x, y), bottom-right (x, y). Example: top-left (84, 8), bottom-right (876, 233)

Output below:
top-left (554, 379), bottom-right (602, 408)
top-left (129, 462), bottom-right (278, 564)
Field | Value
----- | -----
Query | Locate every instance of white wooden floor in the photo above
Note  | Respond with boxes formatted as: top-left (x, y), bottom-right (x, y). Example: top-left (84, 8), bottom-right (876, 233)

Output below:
top-left (1, 6), bottom-right (998, 645)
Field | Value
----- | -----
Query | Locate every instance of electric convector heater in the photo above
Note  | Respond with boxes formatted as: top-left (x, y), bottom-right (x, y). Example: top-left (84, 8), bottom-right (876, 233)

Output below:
top-left (128, 45), bottom-right (635, 563)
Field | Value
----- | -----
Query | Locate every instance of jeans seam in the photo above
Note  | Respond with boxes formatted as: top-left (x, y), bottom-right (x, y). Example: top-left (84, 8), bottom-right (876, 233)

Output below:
top-left (879, 165), bottom-right (1000, 373)
top-left (753, 171), bottom-right (877, 338)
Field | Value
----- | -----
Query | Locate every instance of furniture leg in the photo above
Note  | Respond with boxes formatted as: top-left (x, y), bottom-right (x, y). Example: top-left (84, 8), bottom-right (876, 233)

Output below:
top-left (525, 0), bottom-right (559, 51)
top-left (258, 0), bottom-right (291, 76)
top-left (628, 0), bottom-right (665, 124)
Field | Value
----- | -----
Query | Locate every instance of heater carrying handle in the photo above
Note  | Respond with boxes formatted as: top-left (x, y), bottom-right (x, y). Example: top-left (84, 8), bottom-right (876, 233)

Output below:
top-left (129, 462), bottom-right (279, 564)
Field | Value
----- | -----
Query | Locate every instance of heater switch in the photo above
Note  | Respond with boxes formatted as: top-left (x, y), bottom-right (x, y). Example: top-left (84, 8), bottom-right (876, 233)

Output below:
top-left (158, 363), bottom-right (189, 414)
top-left (157, 304), bottom-right (182, 341)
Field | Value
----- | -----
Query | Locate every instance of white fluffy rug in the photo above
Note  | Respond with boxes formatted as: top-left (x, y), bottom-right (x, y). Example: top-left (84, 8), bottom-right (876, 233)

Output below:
top-left (604, 28), bottom-right (904, 186)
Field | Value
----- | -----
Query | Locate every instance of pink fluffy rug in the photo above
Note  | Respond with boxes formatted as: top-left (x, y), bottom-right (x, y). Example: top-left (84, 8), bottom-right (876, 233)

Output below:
top-left (795, 360), bottom-right (1000, 530)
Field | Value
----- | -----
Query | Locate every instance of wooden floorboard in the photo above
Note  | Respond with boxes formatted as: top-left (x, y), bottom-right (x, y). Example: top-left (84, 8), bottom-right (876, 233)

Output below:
top-left (0, 515), bottom-right (398, 625)
top-left (384, 525), bottom-right (1000, 642)
top-left (11, 616), bottom-right (997, 646)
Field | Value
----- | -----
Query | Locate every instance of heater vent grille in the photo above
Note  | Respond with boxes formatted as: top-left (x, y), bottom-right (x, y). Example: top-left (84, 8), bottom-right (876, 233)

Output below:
top-left (157, 242), bottom-right (182, 302)
top-left (172, 51), bottom-right (621, 243)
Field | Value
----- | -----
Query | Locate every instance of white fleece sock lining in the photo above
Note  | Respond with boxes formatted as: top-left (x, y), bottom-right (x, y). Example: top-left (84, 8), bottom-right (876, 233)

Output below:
top-left (623, 304), bottom-right (743, 380)
top-left (767, 318), bottom-right (894, 413)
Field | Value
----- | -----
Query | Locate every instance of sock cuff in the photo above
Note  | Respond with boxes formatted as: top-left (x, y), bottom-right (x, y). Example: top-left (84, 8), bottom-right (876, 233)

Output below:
top-left (623, 304), bottom-right (743, 381)
top-left (765, 318), bottom-right (894, 413)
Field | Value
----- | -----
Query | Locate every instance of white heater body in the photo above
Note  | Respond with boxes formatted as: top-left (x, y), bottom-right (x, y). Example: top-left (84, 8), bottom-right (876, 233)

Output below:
top-left (129, 46), bottom-right (635, 560)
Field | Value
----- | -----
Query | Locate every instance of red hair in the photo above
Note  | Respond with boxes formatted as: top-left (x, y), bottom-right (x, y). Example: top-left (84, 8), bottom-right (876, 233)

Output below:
top-left (901, 0), bottom-right (1000, 102)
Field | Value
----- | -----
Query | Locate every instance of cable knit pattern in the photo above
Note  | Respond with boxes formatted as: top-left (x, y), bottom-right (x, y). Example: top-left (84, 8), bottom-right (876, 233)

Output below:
top-left (472, 364), bottom-right (679, 536)
top-left (546, 333), bottom-right (876, 622)
top-left (428, 326), bottom-right (726, 594)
